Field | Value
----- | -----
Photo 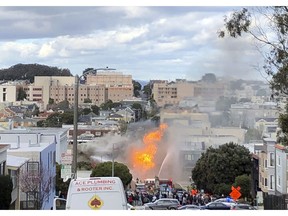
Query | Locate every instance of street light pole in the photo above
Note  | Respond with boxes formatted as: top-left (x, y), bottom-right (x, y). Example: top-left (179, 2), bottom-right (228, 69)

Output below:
top-left (72, 75), bottom-right (79, 179)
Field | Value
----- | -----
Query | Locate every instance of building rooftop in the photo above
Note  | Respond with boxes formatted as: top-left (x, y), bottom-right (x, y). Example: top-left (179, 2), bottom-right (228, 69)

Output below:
top-left (6, 155), bottom-right (29, 168)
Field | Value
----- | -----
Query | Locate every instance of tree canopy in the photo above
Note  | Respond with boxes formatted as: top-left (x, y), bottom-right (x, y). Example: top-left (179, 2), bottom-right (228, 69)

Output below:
top-left (133, 80), bottom-right (142, 97)
top-left (90, 161), bottom-right (132, 188)
top-left (192, 142), bottom-right (252, 194)
top-left (219, 7), bottom-right (288, 98)
top-left (0, 63), bottom-right (72, 83)
top-left (219, 6), bottom-right (288, 145)
top-left (0, 175), bottom-right (13, 209)
top-left (55, 163), bottom-right (70, 198)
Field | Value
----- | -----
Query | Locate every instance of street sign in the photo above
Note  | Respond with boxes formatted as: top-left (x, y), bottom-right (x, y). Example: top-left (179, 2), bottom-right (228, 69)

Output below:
top-left (61, 150), bottom-right (73, 165)
top-left (230, 186), bottom-right (241, 200)
top-left (61, 164), bottom-right (72, 179)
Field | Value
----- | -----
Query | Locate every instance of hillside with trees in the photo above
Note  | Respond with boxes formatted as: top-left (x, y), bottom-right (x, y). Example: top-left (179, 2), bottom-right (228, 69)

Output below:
top-left (0, 63), bottom-right (72, 83)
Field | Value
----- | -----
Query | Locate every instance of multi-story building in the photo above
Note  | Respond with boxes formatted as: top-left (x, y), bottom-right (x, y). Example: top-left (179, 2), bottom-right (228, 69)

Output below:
top-left (0, 144), bottom-right (9, 175)
top-left (86, 70), bottom-right (132, 86)
top-left (34, 76), bottom-right (75, 109)
top-left (152, 78), bottom-right (225, 107)
top-left (6, 155), bottom-right (29, 209)
top-left (0, 131), bottom-right (58, 210)
top-left (230, 102), bottom-right (279, 128)
top-left (0, 83), bottom-right (18, 103)
top-left (259, 138), bottom-right (277, 195)
top-left (275, 144), bottom-right (288, 195)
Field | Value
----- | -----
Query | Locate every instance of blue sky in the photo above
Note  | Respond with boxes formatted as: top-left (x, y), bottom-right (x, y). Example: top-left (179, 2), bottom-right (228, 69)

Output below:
top-left (0, 4), bottom-right (276, 81)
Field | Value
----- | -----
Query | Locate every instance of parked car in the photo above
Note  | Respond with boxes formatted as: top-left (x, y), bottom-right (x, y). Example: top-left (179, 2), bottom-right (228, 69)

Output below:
top-left (214, 198), bottom-right (237, 208)
top-left (231, 203), bottom-right (257, 210)
top-left (144, 198), bottom-right (181, 210)
top-left (202, 202), bottom-right (231, 210)
top-left (178, 204), bottom-right (201, 210)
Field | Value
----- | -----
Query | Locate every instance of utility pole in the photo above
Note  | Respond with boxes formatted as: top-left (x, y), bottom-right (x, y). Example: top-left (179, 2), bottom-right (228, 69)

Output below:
top-left (72, 75), bottom-right (79, 179)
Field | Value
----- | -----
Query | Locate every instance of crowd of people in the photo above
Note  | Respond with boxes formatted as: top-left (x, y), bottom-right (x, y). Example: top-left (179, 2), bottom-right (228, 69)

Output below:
top-left (125, 188), bottom-right (220, 207)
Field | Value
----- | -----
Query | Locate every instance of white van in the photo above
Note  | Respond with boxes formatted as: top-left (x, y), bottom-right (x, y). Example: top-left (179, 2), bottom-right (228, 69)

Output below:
top-left (53, 176), bottom-right (128, 210)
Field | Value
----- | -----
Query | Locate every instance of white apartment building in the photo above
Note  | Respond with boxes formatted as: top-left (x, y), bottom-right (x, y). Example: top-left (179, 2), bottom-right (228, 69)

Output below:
top-left (275, 144), bottom-right (288, 195)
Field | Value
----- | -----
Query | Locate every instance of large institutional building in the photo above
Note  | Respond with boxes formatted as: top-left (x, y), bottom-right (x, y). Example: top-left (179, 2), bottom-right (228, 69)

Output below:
top-left (0, 69), bottom-right (134, 109)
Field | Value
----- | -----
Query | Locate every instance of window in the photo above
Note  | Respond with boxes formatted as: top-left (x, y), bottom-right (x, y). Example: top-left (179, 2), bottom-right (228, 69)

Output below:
top-left (264, 159), bottom-right (267, 168)
top-left (265, 178), bottom-right (268, 187)
top-left (269, 153), bottom-right (274, 166)
top-left (185, 154), bottom-right (192, 161)
top-left (278, 175), bottom-right (281, 186)
top-left (269, 175), bottom-right (274, 190)
top-left (8, 169), bottom-right (17, 189)
top-left (27, 162), bottom-right (39, 176)
top-left (277, 155), bottom-right (281, 166)
top-left (53, 151), bottom-right (56, 166)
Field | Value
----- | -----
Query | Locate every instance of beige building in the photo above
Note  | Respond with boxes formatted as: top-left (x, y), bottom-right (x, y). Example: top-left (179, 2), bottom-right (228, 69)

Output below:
top-left (0, 83), bottom-right (18, 103)
top-left (34, 76), bottom-right (75, 109)
top-left (86, 71), bottom-right (132, 86)
top-left (50, 84), bottom-right (107, 107)
top-left (152, 79), bottom-right (225, 107)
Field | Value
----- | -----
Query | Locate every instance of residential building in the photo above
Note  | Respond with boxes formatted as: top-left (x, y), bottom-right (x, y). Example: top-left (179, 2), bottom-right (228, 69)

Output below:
top-left (86, 70), bottom-right (132, 86)
top-left (230, 102), bottom-right (279, 128)
top-left (6, 155), bottom-right (29, 209)
top-left (0, 130), bottom-right (58, 210)
top-left (0, 144), bottom-right (9, 175)
top-left (275, 144), bottom-right (288, 195)
top-left (259, 138), bottom-right (277, 195)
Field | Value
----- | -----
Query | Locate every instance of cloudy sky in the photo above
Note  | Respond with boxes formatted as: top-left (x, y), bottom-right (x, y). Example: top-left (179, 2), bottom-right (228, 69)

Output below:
top-left (0, 5), bottom-right (271, 81)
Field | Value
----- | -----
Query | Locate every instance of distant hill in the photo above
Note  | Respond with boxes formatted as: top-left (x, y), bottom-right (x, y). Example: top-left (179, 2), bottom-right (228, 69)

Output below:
top-left (0, 63), bottom-right (73, 83)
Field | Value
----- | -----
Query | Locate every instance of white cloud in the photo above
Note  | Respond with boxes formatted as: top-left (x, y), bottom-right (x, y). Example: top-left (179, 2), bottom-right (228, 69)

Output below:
top-left (0, 6), bottom-right (271, 81)
top-left (39, 42), bottom-right (55, 58)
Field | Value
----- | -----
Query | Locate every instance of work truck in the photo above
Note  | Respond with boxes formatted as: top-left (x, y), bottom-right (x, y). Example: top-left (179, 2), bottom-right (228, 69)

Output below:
top-left (53, 176), bottom-right (128, 210)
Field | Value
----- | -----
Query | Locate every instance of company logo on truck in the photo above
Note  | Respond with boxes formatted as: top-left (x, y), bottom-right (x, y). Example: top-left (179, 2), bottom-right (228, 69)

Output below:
top-left (88, 195), bottom-right (103, 210)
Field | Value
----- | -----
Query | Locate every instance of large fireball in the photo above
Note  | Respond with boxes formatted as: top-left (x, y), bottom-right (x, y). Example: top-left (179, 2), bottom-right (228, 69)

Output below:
top-left (131, 123), bottom-right (167, 172)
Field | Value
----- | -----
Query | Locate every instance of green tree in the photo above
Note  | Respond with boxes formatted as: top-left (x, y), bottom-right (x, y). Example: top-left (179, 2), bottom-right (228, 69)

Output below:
top-left (133, 80), bottom-right (142, 97)
top-left (213, 183), bottom-right (231, 197)
top-left (81, 108), bottom-right (91, 115)
top-left (219, 7), bottom-right (288, 145)
top-left (48, 98), bottom-right (54, 105)
top-left (84, 98), bottom-right (92, 103)
top-left (90, 161), bottom-right (132, 189)
top-left (278, 103), bottom-right (288, 144)
top-left (60, 111), bottom-right (74, 124)
top-left (17, 87), bottom-right (27, 101)
top-left (91, 105), bottom-right (100, 115)
top-left (100, 100), bottom-right (113, 110)
top-left (192, 142), bottom-right (252, 194)
top-left (143, 83), bottom-right (152, 99)
top-left (56, 100), bottom-right (70, 111)
top-left (0, 63), bottom-right (72, 83)
top-left (55, 163), bottom-right (70, 198)
top-left (0, 175), bottom-right (13, 209)
top-left (234, 174), bottom-right (252, 199)
top-left (44, 113), bottom-right (62, 127)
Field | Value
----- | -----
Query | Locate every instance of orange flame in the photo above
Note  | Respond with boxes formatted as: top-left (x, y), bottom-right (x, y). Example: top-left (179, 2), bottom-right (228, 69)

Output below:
top-left (131, 123), bottom-right (168, 171)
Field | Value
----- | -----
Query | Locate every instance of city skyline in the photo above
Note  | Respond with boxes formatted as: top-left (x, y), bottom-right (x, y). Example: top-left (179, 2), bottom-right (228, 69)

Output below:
top-left (0, 5), bottom-right (277, 82)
